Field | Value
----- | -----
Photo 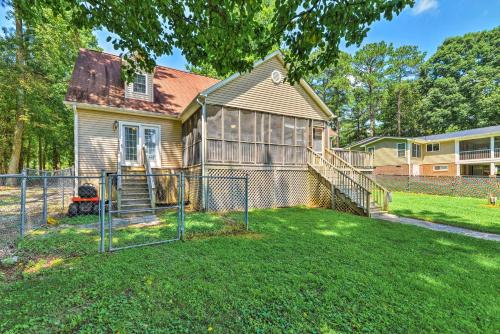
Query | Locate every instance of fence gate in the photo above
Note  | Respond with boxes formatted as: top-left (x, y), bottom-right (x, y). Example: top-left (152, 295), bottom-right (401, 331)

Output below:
top-left (105, 173), bottom-right (183, 251)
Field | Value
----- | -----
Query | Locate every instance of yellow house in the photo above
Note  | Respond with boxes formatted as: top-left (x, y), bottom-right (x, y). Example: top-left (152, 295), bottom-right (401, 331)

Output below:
top-left (346, 126), bottom-right (500, 177)
top-left (64, 49), bottom-right (338, 209)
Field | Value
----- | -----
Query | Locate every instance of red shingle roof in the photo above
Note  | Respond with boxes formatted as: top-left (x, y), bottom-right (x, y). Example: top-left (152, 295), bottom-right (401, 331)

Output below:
top-left (65, 49), bottom-right (219, 116)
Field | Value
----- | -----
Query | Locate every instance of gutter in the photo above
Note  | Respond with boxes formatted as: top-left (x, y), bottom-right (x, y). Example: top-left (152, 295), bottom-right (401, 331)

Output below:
top-left (72, 103), bottom-right (79, 192)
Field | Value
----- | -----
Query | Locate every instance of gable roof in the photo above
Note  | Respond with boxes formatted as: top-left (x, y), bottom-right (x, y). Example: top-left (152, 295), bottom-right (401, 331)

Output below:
top-left (65, 49), bottom-right (219, 116)
top-left (198, 50), bottom-right (335, 119)
top-left (414, 125), bottom-right (500, 141)
top-left (345, 136), bottom-right (408, 149)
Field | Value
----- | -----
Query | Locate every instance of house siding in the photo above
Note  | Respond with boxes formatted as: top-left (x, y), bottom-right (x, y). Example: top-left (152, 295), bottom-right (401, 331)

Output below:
top-left (366, 139), bottom-right (409, 167)
top-left (421, 163), bottom-right (457, 176)
top-left (124, 72), bottom-right (154, 102)
top-left (77, 108), bottom-right (181, 175)
top-left (421, 140), bottom-right (455, 164)
top-left (205, 57), bottom-right (329, 121)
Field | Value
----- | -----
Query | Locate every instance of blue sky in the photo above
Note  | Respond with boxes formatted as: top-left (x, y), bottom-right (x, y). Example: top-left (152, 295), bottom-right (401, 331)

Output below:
top-left (1, 0), bottom-right (499, 70)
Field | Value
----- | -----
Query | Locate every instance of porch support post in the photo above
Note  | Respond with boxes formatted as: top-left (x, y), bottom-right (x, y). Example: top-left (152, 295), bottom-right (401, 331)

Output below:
top-left (454, 140), bottom-right (460, 176)
top-left (490, 136), bottom-right (495, 160)
top-left (490, 162), bottom-right (496, 177)
top-left (197, 98), bottom-right (208, 210)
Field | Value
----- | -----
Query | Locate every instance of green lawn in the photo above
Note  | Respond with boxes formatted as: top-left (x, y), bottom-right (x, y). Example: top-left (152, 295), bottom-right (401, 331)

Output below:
top-left (1, 208), bottom-right (499, 333)
top-left (389, 192), bottom-right (500, 234)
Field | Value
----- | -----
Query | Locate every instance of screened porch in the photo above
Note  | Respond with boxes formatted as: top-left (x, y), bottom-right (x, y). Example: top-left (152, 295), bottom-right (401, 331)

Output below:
top-left (182, 105), bottom-right (327, 167)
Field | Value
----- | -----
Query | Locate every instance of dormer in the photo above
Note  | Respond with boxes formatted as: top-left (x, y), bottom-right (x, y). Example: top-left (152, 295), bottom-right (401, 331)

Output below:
top-left (124, 72), bottom-right (154, 102)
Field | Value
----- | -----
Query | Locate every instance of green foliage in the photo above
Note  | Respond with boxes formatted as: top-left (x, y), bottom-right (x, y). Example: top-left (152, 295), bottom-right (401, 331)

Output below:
top-left (419, 27), bottom-right (500, 133)
top-left (390, 192), bottom-right (500, 234)
top-left (1, 207), bottom-right (499, 332)
top-left (25, 0), bottom-right (414, 83)
top-left (0, 4), bottom-right (98, 172)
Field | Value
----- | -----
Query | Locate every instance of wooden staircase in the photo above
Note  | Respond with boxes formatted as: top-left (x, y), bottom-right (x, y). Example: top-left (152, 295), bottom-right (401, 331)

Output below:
top-left (118, 167), bottom-right (154, 214)
top-left (307, 148), bottom-right (390, 217)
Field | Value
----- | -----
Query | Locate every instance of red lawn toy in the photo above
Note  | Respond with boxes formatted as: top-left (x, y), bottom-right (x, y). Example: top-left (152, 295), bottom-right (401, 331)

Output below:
top-left (68, 183), bottom-right (100, 216)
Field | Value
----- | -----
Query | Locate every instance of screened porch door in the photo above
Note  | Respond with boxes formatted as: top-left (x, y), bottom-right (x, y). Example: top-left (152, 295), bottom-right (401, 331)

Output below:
top-left (120, 123), bottom-right (160, 168)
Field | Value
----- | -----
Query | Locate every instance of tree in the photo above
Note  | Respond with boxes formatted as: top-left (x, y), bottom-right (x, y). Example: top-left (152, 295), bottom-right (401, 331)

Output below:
top-left (385, 45), bottom-right (425, 135)
top-left (352, 41), bottom-right (391, 136)
top-left (0, 2), bottom-right (97, 174)
top-left (419, 27), bottom-right (500, 132)
top-left (308, 51), bottom-right (353, 146)
top-left (19, 0), bottom-right (414, 82)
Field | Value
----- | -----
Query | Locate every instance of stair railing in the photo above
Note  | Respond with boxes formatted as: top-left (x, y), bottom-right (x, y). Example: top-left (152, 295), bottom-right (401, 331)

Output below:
top-left (324, 149), bottom-right (389, 211)
top-left (307, 148), bottom-right (371, 216)
top-left (142, 146), bottom-right (156, 210)
top-left (116, 144), bottom-right (123, 210)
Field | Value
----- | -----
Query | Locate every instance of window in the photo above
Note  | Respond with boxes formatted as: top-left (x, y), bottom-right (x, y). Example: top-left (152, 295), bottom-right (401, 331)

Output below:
top-left (224, 108), bottom-right (239, 141)
top-left (133, 73), bottom-right (147, 94)
top-left (433, 165), bottom-right (449, 171)
top-left (367, 147), bottom-right (375, 154)
top-left (411, 143), bottom-right (421, 158)
top-left (313, 127), bottom-right (323, 153)
top-left (240, 110), bottom-right (255, 142)
top-left (426, 143), bottom-right (440, 152)
top-left (397, 143), bottom-right (406, 157)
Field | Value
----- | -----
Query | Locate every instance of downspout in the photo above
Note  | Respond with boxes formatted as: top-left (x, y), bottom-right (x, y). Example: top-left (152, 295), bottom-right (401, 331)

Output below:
top-left (73, 104), bottom-right (78, 195)
top-left (196, 97), bottom-right (207, 210)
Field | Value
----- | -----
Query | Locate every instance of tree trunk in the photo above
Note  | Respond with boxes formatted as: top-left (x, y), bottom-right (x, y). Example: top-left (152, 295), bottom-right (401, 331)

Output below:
top-left (38, 136), bottom-right (43, 171)
top-left (6, 2), bottom-right (26, 179)
top-left (25, 136), bottom-right (31, 170)
top-left (369, 85), bottom-right (375, 136)
top-left (397, 89), bottom-right (402, 136)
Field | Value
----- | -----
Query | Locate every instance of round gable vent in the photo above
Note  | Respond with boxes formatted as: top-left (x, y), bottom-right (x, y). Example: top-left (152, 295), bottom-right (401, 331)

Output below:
top-left (271, 70), bottom-right (282, 84)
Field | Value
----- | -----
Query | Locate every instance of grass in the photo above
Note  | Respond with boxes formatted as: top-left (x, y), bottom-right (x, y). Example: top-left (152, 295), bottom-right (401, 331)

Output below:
top-left (0, 207), bottom-right (499, 333)
top-left (389, 192), bottom-right (500, 234)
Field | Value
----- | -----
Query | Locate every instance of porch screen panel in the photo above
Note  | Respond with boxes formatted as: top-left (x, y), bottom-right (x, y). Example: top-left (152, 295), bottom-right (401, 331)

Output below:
top-left (224, 108), bottom-right (239, 162)
top-left (207, 105), bottom-right (223, 162)
top-left (284, 117), bottom-right (295, 163)
top-left (240, 110), bottom-right (255, 163)
top-left (295, 118), bottom-right (308, 164)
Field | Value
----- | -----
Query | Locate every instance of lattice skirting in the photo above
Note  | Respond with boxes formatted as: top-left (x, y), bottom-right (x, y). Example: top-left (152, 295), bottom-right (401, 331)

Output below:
top-left (207, 168), bottom-right (310, 209)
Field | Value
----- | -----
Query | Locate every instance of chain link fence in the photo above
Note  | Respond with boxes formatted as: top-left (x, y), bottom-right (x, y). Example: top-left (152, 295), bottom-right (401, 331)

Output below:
top-left (374, 175), bottom-right (500, 198)
top-left (183, 174), bottom-right (249, 239)
top-left (0, 171), bottom-right (103, 260)
top-left (1, 171), bottom-right (249, 260)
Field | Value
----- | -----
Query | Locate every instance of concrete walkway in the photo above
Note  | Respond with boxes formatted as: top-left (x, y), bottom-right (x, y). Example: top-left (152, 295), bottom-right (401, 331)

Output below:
top-left (372, 212), bottom-right (500, 242)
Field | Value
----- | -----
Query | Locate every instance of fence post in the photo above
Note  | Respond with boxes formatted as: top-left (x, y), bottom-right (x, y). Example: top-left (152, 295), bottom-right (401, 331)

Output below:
top-left (107, 174), bottom-right (113, 251)
top-left (20, 169), bottom-right (27, 238)
top-left (42, 171), bottom-right (48, 225)
top-left (99, 170), bottom-right (106, 253)
top-left (244, 174), bottom-right (249, 230)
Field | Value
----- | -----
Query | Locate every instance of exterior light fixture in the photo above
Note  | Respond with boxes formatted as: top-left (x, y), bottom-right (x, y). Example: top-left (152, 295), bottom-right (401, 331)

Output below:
top-left (113, 120), bottom-right (119, 132)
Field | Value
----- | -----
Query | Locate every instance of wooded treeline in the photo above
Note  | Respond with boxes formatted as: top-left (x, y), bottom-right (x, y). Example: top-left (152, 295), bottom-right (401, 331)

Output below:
top-left (308, 27), bottom-right (499, 147)
top-left (0, 1), bottom-right (97, 174)
top-left (1, 0), bottom-right (497, 174)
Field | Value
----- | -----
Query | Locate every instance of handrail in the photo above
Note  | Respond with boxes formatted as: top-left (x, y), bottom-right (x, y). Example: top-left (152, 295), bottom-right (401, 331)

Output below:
top-left (142, 146), bottom-right (156, 210)
top-left (325, 149), bottom-right (390, 211)
top-left (307, 148), bottom-right (371, 215)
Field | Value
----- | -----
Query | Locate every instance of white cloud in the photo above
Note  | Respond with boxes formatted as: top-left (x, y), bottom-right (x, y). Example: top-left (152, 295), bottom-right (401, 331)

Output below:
top-left (412, 0), bottom-right (438, 15)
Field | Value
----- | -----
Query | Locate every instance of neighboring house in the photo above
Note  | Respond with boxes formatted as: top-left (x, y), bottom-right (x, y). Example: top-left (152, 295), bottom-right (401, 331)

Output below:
top-left (64, 49), bottom-right (340, 209)
top-left (346, 126), bottom-right (500, 177)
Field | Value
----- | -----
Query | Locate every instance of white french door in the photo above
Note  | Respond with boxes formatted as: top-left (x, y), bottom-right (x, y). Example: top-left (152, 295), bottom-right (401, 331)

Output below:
top-left (120, 123), bottom-right (161, 168)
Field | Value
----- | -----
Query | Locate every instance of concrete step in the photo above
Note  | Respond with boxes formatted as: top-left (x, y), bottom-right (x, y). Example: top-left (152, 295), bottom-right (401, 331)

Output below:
top-left (121, 204), bottom-right (152, 211)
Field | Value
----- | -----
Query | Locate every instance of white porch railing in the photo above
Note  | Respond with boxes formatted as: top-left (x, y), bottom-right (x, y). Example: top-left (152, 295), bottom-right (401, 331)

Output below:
top-left (332, 149), bottom-right (374, 169)
top-left (459, 149), bottom-right (492, 160)
top-left (495, 148), bottom-right (500, 158)
top-left (142, 146), bottom-right (156, 210)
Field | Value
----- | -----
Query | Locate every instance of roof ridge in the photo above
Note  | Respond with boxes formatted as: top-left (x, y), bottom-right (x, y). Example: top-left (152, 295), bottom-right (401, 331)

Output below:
top-left (79, 48), bottom-right (219, 81)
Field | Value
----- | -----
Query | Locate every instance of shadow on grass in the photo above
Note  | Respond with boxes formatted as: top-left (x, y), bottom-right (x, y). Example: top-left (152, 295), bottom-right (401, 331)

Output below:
top-left (1, 207), bottom-right (499, 333)
top-left (391, 208), bottom-right (470, 226)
